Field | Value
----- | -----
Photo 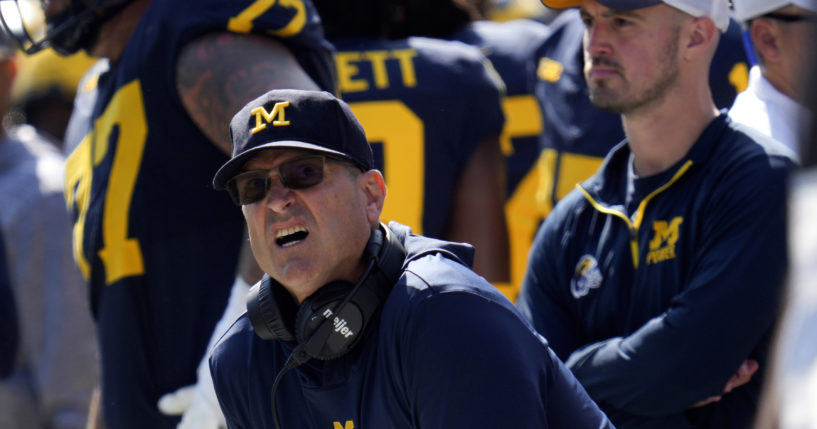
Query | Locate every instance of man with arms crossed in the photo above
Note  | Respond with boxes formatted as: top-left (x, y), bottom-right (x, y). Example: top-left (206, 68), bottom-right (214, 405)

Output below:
top-left (518, 0), bottom-right (794, 427)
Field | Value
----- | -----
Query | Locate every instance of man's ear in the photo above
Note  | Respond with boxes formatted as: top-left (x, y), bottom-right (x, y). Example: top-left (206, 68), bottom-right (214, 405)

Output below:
top-left (750, 19), bottom-right (782, 63)
top-left (360, 169), bottom-right (386, 226)
top-left (682, 16), bottom-right (718, 61)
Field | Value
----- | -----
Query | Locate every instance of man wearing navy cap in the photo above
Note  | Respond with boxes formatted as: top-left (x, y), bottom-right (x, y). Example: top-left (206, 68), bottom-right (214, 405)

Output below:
top-left (208, 89), bottom-right (614, 429)
top-left (518, 0), bottom-right (794, 427)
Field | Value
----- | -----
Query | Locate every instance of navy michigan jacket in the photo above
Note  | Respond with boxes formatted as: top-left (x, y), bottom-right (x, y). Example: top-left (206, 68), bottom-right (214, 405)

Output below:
top-left (211, 222), bottom-right (613, 429)
top-left (518, 114), bottom-right (793, 428)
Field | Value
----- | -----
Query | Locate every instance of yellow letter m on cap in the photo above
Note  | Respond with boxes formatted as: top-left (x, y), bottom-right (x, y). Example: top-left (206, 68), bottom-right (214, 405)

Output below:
top-left (251, 101), bottom-right (291, 134)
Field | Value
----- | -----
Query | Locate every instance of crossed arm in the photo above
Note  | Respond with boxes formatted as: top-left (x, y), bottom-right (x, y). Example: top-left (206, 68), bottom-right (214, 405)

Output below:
top-left (519, 167), bottom-right (788, 415)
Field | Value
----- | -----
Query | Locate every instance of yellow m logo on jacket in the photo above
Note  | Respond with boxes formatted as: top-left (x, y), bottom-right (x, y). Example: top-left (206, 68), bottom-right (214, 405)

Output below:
top-left (647, 217), bottom-right (683, 264)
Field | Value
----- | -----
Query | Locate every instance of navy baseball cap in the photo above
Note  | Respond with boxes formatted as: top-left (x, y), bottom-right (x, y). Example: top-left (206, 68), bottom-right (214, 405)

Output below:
top-left (541, 0), bottom-right (730, 32)
top-left (213, 89), bottom-right (374, 189)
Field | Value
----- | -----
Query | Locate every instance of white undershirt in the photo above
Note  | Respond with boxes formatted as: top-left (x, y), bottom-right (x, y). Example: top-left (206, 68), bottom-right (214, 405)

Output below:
top-left (729, 66), bottom-right (809, 163)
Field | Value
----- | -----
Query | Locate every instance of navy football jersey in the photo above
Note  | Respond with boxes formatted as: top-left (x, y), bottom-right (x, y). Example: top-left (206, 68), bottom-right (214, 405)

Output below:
top-left (61, 0), bottom-right (334, 427)
top-left (330, 36), bottom-right (504, 240)
top-left (534, 10), bottom-right (749, 219)
top-left (451, 19), bottom-right (551, 300)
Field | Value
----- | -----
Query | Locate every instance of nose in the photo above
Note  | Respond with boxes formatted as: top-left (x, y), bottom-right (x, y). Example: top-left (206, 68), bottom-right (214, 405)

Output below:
top-left (584, 22), bottom-right (613, 59)
top-left (264, 180), bottom-right (295, 213)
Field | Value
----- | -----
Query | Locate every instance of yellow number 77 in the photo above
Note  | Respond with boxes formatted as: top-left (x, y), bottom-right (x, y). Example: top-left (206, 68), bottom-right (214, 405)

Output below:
top-left (65, 80), bottom-right (147, 284)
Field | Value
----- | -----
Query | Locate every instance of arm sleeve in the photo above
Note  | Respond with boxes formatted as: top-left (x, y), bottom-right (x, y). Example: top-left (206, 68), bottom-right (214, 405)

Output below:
top-left (404, 290), bottom-right (612, 429)
top-left (564, 164), bottom-right (789, 415)
top-left (516, 203), bottom-right (587, 360)
top-left (0, 236), bottom-right (18, 378)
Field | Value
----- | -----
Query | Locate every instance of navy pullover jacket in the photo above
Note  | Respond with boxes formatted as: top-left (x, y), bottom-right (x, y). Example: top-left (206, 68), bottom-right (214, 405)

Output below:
top-left (518, 114), bottom-right (793, 428)
top-left (211, 222), bottom-right (613, 429)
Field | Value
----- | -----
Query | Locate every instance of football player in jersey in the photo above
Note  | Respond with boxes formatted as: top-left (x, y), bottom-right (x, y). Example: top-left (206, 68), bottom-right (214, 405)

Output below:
top-left (446, 0), bottom-right (553, 301)
top-left (314, 0), bottom-right (510, 285)
top-left (381, 0), bottom-right (553, 300)
top-left (0, 0), bottom-right (335, 428)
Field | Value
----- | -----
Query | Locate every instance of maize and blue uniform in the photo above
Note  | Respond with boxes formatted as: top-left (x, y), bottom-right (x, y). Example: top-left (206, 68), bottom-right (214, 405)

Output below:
top-left (330, 36), bottom-right (504, 239)
top-left (211, 222), bottom-right (614, 429)
top-left (61, 0), bottom-right (334, 427)
top-left (517, 114), bottom-right (793, 428)
top-left (533, 10), bottom-right (749, 221)
top-left (451, 18), bottom-right (551, 299)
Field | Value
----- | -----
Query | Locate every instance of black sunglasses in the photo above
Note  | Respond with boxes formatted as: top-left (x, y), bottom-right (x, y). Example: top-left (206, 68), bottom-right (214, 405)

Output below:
top-left (762, 12), bottom-right (817, 23)
top-left (226, 154), bottom-right (332, 205)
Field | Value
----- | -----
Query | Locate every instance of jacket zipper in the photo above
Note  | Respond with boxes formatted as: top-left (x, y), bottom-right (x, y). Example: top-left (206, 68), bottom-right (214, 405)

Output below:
top-left (577, 160), bottom-right (693, 269)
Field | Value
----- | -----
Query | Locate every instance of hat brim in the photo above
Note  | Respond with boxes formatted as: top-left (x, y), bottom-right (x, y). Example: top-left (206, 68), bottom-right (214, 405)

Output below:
top-left (212, 141), bottom-right (350, 189)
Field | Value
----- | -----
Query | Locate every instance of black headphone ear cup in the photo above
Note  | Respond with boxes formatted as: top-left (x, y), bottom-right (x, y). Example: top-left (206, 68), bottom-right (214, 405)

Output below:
top-left (373, 223), bottom-right (406, 284)
top-left (364, 226), bottom-right (385, 260)
top-left (293, 281), bottom-right (364, 360)
top-left (247, 276), bottom-right (298, 342)
top-left (250, 224), bottom-right (407, 363)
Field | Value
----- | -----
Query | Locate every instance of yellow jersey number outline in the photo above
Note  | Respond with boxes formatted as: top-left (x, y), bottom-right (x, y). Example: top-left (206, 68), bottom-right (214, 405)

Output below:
top-left (65, 80), bottom-right (148, 285)
top-left (347, 101), bottom-right (425, 235)
top-left (498, 94), bottom-right (544, 301)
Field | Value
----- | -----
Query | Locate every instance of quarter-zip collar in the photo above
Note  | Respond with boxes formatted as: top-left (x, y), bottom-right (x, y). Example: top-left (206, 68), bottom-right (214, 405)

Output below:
top-left (577, 113), bottom-right (730, 268)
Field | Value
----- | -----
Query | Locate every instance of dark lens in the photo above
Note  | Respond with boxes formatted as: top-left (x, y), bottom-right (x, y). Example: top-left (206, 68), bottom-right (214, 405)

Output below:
top-left (279, 157), bottom-right (325, 189)
top-left (230, 172), bottom-right (269, 205)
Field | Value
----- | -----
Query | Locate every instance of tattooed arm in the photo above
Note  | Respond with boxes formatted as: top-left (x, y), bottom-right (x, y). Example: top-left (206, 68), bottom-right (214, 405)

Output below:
top-left (176, 32), bottom-right (320, 155)
top-left (175, 31), bottom-right (322, 283)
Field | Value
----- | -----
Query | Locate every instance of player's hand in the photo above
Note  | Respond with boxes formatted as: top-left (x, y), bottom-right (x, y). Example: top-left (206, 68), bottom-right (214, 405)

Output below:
top-left (723, 359), bottom-right (758, 393)
top-left (158, 383), bottom-right (226, 429)
top-left (158, 385), bottom-right (195, 416)
top-left (691, 359), bottom-right (758, 407)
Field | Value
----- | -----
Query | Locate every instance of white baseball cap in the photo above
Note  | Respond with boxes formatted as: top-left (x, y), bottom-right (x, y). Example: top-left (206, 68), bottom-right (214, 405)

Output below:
top-left (540, 0), bottom-right (730, 32)
top-left (732, 0), bottom-right (817, 22)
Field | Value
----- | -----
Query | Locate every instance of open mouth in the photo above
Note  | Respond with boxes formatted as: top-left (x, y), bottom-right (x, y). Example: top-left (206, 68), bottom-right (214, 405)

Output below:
top-left (276, 226), bottom-right (308, 248)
